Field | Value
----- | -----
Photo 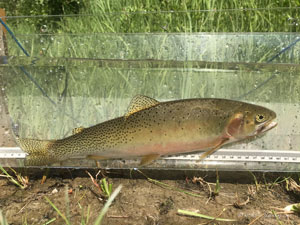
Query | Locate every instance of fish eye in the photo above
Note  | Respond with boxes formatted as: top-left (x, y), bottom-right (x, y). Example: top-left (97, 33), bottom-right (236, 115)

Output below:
top-left (255, 114), bottom-right (266, 123)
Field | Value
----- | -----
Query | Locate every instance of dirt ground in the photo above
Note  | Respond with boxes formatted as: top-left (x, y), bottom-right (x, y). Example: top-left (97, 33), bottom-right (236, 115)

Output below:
top-left (0, 169), bottom-right (300, 225)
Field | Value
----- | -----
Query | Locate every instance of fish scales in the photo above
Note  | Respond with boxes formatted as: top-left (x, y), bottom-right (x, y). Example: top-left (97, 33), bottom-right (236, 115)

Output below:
top-left (53, 99), bottom-right (233, 156)
top-left (16, 96), bottom-right (277, 166)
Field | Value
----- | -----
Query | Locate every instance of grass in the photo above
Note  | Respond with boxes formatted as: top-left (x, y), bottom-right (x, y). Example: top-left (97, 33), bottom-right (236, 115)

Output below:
top-left (45, 196), bottom-right (69, 225)
top-left (100, 178), bottom-right (113, 198)
top-left (44, 184), bottom-right (122, 225)
top-left (249, 172), bottom-right (261, 191)
top-left (271, 210), bottom-right (285, 225)
top-left (0, 166), bottom-right (28, 189)
top-left (0, 210), bottom-right (8, 225)
top-left (136, 169), bottom-right (204, 198)
top-left (213, 170), bottom-right (220, 196)
top-left (177, 209), bottom-right (236, 222)
top-left (5, 1), bottom-right (300, 33)
top-left (86, 171), bottom-right (114, 199)
top-left (284, 203), bottom-right (300, 214)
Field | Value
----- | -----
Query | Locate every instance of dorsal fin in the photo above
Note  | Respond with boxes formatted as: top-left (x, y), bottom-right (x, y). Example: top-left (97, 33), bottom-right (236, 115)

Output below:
top-left (72, 126), bottom-right (85, 135)
top-left (125, 95), bottom-right (159, 118)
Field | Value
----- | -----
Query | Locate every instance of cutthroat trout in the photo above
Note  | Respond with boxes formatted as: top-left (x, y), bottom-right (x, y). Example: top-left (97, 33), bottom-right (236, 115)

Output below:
top-left (17, 95), bottom-right (277, 166)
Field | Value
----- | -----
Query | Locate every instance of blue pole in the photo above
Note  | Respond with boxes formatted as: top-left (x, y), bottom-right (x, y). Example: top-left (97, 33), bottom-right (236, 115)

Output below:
top-left (0, 17), bottom-right (30, 57)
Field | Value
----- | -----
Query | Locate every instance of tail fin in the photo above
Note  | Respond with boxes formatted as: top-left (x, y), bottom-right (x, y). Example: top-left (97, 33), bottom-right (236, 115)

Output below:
top-left (16, 137), bottom-right (57, 166)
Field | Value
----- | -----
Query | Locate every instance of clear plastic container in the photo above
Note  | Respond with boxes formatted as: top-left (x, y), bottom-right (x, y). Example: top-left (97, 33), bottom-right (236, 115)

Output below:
top-left (0, 11), bottom-right (299, 171)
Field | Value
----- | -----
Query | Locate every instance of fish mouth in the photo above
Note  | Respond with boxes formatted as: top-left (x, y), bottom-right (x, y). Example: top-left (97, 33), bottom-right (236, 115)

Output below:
top-left (256, 120), bottom-right (277, 134)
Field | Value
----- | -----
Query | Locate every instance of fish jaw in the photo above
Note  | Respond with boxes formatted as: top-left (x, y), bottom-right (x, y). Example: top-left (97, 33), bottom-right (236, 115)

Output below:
top-left (255, 120), bottom-right (277, 135)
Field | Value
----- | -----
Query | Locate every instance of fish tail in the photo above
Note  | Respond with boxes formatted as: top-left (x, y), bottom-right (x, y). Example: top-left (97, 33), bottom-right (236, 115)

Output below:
top-left (16, 137), bottom-right (58, 166)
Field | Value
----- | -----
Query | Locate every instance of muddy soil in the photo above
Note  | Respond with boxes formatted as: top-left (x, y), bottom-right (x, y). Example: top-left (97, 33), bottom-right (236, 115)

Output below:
top-left (1, 171), bottom-right (300, 225)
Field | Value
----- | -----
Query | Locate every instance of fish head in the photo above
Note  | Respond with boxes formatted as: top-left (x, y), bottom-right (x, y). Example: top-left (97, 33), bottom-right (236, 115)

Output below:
top-left (227, 103), bottom-right (277, 140)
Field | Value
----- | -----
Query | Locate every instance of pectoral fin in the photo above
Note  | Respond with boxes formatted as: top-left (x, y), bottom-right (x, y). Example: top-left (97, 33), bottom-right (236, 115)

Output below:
top-left (140, 154), bottom-right (160, 166)
top-left (198, 138), bottom-right (229, 160)
top-left (198, 112), bottom-right (243, 161)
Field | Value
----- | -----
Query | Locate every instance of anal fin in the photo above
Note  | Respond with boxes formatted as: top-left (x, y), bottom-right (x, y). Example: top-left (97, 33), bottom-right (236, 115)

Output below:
top-left (86, 155), bottom-right (110, 161)
top-left (85, 155), bottom-right (108, 168)
top-left (140, 154), bottom-right (160, 166)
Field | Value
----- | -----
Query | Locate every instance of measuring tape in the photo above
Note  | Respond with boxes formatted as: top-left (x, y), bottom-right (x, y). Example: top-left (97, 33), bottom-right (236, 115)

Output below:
top-left (0, 147), bottom-right (27, 158)
top-left (0, 147), bottom-right (300, 172)
top-left (166, 149), bottom-right (300, 163)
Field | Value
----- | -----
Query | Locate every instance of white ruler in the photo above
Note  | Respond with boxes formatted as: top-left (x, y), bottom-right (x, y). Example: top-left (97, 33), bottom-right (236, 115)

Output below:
top-left (0, 147), bottom-right (300, 172)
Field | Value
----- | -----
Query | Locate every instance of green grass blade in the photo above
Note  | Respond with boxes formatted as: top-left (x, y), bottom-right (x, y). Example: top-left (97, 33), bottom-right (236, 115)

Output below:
top-left (136, 169), bottom-right (203, 198)
top-left (44, 196), bottom-right (70, 225)
top-left (147, 177), bottom-right (203, 198)
top-left (0, 210), bottom-right (8, 225)
top-left (177, 209), bottom-right (237, 222)
top-left (64, 186), bottom-right (71, 224)
top-left (93, 185), bottom-right (122, 225)
top-left (0, 166), bottom-right (24, 189)
top-left (102, 179), bottom-right (109, 196)
top-left (86, 205), bottom-right (91, 225)
top-left (43, 218), bottom-right (56, 225)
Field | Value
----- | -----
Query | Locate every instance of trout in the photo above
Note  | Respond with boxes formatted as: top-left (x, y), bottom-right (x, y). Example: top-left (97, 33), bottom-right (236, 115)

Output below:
top-left (16, 95), bottom-right (277, 166)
